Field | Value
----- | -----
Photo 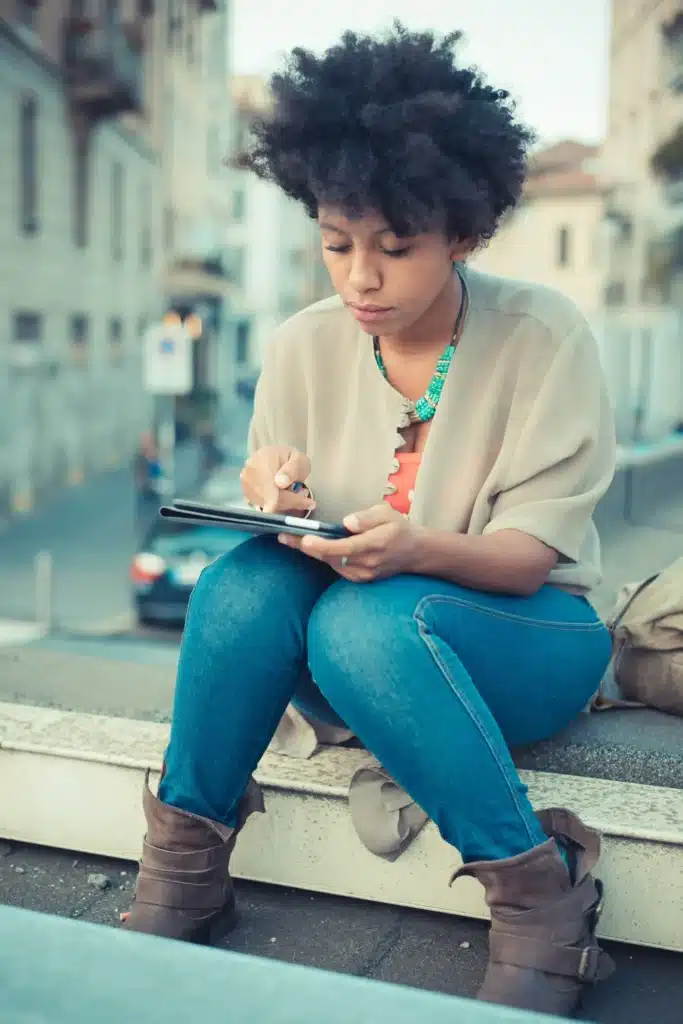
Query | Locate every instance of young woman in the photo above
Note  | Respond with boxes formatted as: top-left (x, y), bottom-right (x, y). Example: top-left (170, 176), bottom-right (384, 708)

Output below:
top-left (123, 24), bottom-right (616, 1016)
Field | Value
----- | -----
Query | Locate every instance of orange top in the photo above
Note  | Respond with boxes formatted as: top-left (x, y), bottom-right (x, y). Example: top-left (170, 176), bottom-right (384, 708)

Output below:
top-left (385, 452), bottom-right (421, 516)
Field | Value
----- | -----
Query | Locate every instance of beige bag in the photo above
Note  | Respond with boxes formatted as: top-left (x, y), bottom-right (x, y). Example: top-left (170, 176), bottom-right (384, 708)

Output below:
top-left (606, 556), bottom-right (683, 716)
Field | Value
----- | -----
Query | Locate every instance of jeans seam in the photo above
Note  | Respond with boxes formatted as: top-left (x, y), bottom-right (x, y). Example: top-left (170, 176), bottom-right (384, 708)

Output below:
top-left (414, 594), bottom-right (606, 633)
top-left (413, 612), bottom-right (541, 850)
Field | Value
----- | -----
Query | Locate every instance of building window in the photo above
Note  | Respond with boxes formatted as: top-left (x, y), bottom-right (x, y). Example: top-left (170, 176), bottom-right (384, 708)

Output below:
top-left (228, 246), bottom-right (245, 287)
top-left (140, 181), bottom-right (152, 268)
top-left (164, 206), bottom-right (175, 251)
top-left (186, 8), bottom-right (196, 64)
top-left (73, 140), bottom-right (89, 248)
top-left (19, 93), bottom-right (39, 235)
top-left (70, 314), bottom-right (89, 364)
top-left (17, 2), bottom-right (39, 31)
top-left (111, 161), bottom-right (124, 261)
top-left (557, 226), bottom-right (571, 267)
top-left (167, 0), bottom-right (183, 49)
top-left (231, 188), bottom-right (245, 222)
top-left (14, 311), bottom-right (42, 342)
top-left (236, 321), bottom-right (250, 365)
top-left (109, 316), bottom-right (124, 364)
top-left (604, 281), bottom-right (625, 307)
top-left (12, 311), bottom-right (43, 368)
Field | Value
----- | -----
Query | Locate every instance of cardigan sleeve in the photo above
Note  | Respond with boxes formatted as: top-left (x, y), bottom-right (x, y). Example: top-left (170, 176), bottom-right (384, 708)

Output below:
top-left (483, 323), bottom-right (616, 562)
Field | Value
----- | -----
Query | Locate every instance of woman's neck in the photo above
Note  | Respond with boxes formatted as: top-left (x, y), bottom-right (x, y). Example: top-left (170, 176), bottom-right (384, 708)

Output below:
top-left (379, 270), bottom-right (464, 358)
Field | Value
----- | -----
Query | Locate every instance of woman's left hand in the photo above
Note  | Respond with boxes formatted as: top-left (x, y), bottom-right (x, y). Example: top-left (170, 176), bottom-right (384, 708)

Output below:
top-left (278, 504), bottom-right (419, 582)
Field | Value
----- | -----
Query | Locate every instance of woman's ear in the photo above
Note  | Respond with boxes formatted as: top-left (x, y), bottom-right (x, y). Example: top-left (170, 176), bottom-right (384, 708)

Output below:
top-left (449, 237), bottom-right (476, 262)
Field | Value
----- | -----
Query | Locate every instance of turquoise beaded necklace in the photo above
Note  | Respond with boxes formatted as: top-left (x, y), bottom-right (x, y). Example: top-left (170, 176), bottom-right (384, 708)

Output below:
top-left (372, 268), bottom-right (467, 424)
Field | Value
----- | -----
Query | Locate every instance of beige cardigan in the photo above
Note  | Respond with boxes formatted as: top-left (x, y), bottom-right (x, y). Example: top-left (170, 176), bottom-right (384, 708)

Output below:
top-left (249, 265), bottom-right (616, 593)
top-left (248, 266), bottom-right (617, 858)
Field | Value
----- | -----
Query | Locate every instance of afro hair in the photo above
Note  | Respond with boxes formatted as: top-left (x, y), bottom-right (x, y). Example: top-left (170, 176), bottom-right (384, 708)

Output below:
top-left (239, 22), bottom-right (535, 244)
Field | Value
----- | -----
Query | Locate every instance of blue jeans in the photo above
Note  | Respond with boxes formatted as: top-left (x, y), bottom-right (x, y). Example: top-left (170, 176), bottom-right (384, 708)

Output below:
top-left (159, 536), bottom-right (611, 863)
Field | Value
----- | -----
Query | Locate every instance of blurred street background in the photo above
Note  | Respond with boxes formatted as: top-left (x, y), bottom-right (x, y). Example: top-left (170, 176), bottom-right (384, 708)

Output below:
top-left (0, 0), bottom-right (682, 638)
top-left (1, 2), bottom-right (683, 1020)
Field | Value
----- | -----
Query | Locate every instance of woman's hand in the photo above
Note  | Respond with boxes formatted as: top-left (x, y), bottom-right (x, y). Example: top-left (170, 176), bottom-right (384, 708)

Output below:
top-left (240, 445), bottom-right (316, 515)
top-left (279, 503), bottom-right (419, 582)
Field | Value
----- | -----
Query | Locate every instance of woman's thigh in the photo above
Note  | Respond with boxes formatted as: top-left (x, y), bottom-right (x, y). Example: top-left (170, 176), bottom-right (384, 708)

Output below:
top-left (182, 533), bottom-right (335, 654)
top-left (307, 574), bottom-right (611, 748)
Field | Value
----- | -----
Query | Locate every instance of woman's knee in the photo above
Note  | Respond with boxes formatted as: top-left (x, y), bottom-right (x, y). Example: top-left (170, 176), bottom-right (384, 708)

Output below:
top-left (186, 535), bottom-right (332, 648)
top-left (307, 578), bottom-right (413, 687)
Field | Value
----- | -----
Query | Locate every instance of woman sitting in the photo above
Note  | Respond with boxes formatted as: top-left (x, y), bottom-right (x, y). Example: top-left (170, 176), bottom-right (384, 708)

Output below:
top-left (124, 23), bottom-right (616, 1017)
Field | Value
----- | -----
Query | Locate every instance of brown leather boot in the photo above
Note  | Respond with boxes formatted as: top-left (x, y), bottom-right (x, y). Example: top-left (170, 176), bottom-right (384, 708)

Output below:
top-left (453, 808), bottom-right (615, 1016)
top-left (121, 770), bottom-right (263, 944)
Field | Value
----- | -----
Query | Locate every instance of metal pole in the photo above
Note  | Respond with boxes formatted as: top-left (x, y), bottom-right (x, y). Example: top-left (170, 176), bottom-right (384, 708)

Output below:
top-left (34, 550), bottom-right (53, 631)
top-left (157, 395), bottom-right (176, 498)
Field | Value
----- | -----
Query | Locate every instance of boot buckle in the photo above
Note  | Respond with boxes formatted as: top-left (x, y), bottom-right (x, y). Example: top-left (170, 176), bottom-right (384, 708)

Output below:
top-left (577, 946), bottom-right (600, 982)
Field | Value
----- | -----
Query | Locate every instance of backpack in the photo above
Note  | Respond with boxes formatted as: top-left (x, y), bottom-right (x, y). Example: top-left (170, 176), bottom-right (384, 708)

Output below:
top-left (605, 556), bottom-right (683, 716)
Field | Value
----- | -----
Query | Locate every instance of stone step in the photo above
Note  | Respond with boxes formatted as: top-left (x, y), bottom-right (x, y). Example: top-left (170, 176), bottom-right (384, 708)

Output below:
top-left (1, 701), bottom-right (682, 952)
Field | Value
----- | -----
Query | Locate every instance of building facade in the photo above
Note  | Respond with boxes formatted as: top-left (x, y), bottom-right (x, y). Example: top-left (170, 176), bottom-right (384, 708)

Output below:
top-left (0, 0), bottom-right (163, 515)
top-left (225, 75), bottom-right (333, 377)
top-left (473, 141), bottom-right (608, 318)
top-left (0, 0), bottom-right (237, 516)
top-left (601, 0), bottom-right (683, 308)
top-left (158, 0), bottom-right (238, 437)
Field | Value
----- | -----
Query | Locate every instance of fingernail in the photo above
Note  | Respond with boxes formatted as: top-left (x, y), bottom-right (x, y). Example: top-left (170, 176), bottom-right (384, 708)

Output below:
top-left (274, 472), bottom-right (290, 487)
top-left (345, 515), bottom-right (360, 531)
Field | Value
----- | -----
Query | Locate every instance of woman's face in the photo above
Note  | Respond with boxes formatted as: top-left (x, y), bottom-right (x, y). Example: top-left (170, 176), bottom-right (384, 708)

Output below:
top-left (318, 208), bottom-right (471, 334)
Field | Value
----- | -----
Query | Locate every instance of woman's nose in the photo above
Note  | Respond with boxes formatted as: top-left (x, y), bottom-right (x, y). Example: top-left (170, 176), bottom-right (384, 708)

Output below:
top-left (347, 254), bottom-right (381, 293)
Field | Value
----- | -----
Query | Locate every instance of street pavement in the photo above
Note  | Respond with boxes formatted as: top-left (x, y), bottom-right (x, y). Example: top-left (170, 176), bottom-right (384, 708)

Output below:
top-left (0, 399), bottom-right (253, 633)
top-left (0, 838), bottom-right (681, 1023)
top-left (0, 440), bottom-right (206, 631)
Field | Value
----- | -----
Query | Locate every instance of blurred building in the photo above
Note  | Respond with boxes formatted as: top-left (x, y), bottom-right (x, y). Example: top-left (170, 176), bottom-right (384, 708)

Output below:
top-left (158, 0), bottom-right (238, 440)
top-left (601, 0), bottom-right (683, 308)
top-left (473, 141), bottom-right (608, 317)
top-left (0, 0), bottom-right (162, 515)
top-left (594, 1), bottom-right (683, 447)
top-left (226, 74), bottom-right (333, 378)
top-left (0, 1), bottom-right (237, 517)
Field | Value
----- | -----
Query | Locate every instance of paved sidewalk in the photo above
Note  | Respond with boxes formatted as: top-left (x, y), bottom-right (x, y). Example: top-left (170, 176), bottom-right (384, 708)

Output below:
top-left (0, 440), bottom-right (204, 629)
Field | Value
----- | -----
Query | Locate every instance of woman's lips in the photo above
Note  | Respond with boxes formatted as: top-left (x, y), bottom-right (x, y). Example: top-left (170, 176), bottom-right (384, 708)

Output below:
top-left (349, 304), bottom-right (394, 324)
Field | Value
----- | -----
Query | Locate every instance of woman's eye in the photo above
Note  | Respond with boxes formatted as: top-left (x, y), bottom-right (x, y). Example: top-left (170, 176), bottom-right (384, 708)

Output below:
top-left (324, 245), bottom-right (351, 254)
top-left (383, 248), bottom-right (411, 258)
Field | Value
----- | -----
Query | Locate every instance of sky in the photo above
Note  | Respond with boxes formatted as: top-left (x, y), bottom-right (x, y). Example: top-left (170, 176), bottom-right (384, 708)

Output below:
top-left (231, 0), bottom-right (611, 147)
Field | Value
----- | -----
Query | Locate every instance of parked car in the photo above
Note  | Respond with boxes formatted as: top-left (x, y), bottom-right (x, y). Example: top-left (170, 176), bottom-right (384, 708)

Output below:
top-left (131, 514), bottom-right (250, 627)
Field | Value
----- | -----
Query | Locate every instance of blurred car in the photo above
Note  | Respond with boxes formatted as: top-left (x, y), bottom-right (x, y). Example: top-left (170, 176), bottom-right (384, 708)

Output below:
top-left (131, 514), bottom-right (251, 627)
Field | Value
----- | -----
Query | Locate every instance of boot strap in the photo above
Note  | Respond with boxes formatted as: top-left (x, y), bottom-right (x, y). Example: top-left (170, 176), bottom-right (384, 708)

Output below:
top-left (135, 874), bottom-right (227, 911)
top-left (489, 932), bottom-right (615, 982)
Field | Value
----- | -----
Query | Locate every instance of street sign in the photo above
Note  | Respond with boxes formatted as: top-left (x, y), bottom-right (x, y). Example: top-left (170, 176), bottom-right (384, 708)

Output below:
top-left (143, 323), bottom-right (193, 395)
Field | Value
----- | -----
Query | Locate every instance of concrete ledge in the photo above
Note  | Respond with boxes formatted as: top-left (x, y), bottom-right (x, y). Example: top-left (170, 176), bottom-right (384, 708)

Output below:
top-left (514, 708), bottom-right (683, 789)
top-left (3, 646), bottom-right (683, 791)
top-left (1, 702), bottom-right (682, 951)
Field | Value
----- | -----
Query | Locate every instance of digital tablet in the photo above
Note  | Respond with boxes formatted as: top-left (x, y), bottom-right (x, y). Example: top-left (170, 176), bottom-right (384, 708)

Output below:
top-left (159, 499), bottom-right (350, 541)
